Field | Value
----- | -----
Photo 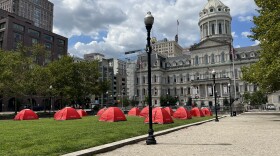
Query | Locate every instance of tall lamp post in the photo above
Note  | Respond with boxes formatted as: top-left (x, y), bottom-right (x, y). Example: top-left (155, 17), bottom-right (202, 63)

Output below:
top-left (228, 84), bottom-right (233, 117)
top-left (212, 69), bottom-right (219, 122)
top-left (49, 85), bottom-right (53, 113)
top-left (144, 11), bottom-right (156, 145)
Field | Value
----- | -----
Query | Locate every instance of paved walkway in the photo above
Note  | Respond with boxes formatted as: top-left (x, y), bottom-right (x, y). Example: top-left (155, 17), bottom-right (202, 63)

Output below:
top-left (97, 112), bottom-right (280, 156)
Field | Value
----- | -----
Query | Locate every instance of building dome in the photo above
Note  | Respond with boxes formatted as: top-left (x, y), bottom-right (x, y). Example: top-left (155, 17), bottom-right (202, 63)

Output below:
top-left (198, 0), bottom-right (232, 42)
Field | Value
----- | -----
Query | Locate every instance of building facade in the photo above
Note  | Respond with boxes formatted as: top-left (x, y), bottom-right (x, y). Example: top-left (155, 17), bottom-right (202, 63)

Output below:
top-left (84, 53), bottom-right (127, 107)
top-left (0, 9), bottom-right (67, 63)
top-left (134, 0), bottom-right (260, 108)
top-left (0, 0), bottom-right (53, 31)
top-left (151, 38), bottom-right (183, 58)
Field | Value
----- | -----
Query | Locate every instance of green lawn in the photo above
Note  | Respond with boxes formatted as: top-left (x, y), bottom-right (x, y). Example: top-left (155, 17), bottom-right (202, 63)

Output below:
top-left (0, 115), bottom-right (213, 156)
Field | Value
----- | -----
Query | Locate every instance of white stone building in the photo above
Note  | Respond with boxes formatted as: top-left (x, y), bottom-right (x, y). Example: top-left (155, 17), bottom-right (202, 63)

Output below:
top-left (134, 0), bottom-right (260, 108)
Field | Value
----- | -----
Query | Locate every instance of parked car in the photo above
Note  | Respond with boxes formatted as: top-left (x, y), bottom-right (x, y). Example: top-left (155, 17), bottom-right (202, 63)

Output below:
top-left (266, 104), bottom-right (276, 110)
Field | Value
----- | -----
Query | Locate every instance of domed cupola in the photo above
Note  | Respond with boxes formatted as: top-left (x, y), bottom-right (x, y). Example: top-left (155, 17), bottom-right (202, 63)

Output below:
top-left (198, 0), bottom-right (232, 42)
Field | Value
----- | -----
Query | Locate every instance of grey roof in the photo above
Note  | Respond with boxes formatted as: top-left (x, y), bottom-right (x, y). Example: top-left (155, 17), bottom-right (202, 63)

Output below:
top-left (235, 45), bottom-right (261, 54)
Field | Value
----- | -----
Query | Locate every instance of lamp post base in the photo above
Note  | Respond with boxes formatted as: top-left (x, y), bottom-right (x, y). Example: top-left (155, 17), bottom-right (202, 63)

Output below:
top-left (146, 136), bottom-right (157, 145)
top-left (215, 118), bottom-right (219, 122)
top-left (146, 129), bottom-right (156, 145)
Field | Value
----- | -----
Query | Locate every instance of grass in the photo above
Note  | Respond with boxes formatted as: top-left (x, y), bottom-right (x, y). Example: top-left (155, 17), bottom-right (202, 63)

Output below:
top-left (0, 115), bottom-right (213, 156)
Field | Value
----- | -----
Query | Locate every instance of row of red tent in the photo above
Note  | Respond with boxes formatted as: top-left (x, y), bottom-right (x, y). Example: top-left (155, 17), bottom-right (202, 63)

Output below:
top-left (14, 106), bottom-right (212, 124)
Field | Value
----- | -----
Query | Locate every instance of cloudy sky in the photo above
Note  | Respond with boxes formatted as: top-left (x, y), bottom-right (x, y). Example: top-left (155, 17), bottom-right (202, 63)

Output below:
top-left (49, 0), bottom-right (259, 59)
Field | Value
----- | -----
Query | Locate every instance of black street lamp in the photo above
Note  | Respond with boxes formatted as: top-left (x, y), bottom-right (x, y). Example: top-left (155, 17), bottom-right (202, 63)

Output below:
top-left (212, 69), bottom-right (219, 122)
top-left (49, 85), bottom-right (53, 113)
top-left (144, 11), bottom-right (156, 145)
top-left (228, 83), bottom-right (233, 117)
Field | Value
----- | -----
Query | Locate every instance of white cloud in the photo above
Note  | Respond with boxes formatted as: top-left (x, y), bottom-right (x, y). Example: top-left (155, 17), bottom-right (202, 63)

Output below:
top-left (238, 16), bottom-right (253, 22)
top-left (241, 32), bottom-right (252, 38)
top-left (232, 32), bottom-right (238, 38)
top-left (235, 45), bottom-right (241, 48)
top-left (252, 40), bottom-right (260, 46)
top-left (49, 0), bottom-right (258, 58)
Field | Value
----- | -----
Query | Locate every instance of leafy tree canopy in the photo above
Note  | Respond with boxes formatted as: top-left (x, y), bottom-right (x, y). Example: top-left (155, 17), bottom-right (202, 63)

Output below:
top-left (242, 0), bottom-right (280, 92)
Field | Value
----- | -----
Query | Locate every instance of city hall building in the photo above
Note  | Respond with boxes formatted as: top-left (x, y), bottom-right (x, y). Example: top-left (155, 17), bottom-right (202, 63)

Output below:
top-left (133, 0), bottom-right (260, 108)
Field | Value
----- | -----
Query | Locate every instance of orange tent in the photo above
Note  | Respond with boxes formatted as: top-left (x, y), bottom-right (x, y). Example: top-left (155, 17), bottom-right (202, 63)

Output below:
top-left (173, 107), bottom-right (192, 119)
top-left (201, 107), bottom-right (212, 116)
top-left (14, 109), bottom-right (38, 120)
top-left (96, 108), bottom-right (107, 116)
top-left (139, 106), bottom-right (149, 117)
top-left (54, 107), bottom-right (81, 120)
top-left (164, 107), bottom-right (174, 116)
top-left (191, 107), bottom-right (205, 117)
top-left (144, 107), bottom-right (173, 124)
top-left (128, 107), bottom-right (141, 116)
top-left (77, 109), bottom-right (88, 117)
top-left (99, 107), bottom-right (127, 122)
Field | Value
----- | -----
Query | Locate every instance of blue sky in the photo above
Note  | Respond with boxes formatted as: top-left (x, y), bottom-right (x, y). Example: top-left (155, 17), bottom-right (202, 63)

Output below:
top-left (50, 0), bottom-right (259, 59)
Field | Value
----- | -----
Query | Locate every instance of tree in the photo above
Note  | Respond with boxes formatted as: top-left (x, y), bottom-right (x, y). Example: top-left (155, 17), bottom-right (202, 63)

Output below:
top-left (242, 0), bottom-right (280, 92)
top-left (243, 91), bottom-right (267, 107)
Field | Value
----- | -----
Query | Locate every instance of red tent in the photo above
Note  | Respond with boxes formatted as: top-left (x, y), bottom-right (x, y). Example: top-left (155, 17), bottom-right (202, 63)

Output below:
top-left (139, 106), bottom-right (149, 117)
top-left (201, 107), bottom-right (212, 116)
top-left (96, 108), bottom-right (107, 116)
top-left (14, 109), bottom-right (38, 120)
top-left (191, 107), bottom-right (205, 117)
top-left (54, 107), bottom-right (81, 120)
top-left (144, 107), bottom-right (173, 124)
top-left (173, 107), bottom-right (192, 119)
top-left (128, 107), bottom-right (141, 116)
top-left (99, 107), bottom-right (127, 122)
top-left (164, 107), bottom-right (174, 116)
top-left (77, 109), bottom-right (88, 117)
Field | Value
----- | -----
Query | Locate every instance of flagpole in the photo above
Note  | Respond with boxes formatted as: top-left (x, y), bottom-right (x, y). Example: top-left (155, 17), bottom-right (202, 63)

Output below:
top-left (230, 42), bottom-right (237, 99)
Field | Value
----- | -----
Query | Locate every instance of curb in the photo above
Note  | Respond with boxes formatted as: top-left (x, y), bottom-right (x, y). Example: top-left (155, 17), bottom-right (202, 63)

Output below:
top-left (63, 116), bottom-right (226, 156)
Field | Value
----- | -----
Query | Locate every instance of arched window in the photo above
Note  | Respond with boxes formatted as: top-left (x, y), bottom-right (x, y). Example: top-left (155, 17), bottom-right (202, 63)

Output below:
top-left (181, 87), bottom-right (184, 95)
top-left (211, 54), bottom-right (215, 63)
top-left (154, 75), bottom-right (157, 83)
top-left (154, 87), bottom-right (158, 95)
top-left (174, 75), bottom-right (177, 83)
top-left (195, 56), bottom-right (199, 65)
top-left (221, 52), bottom-right (225, 63)
top-left (196, 72), bottom-right (200, 80)
top-left (204, 54), bottom-right (208, 64)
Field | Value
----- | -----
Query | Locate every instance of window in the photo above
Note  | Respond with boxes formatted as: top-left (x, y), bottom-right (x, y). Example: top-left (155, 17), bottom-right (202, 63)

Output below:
top-left (154, 75), bottom-right (157, 83)
top-left (221, 52), bottom-right (225, 62)
top-left (204, 55), bottom-right (208, 64)
top-left (211, 54), bottom-right (215, 63)
top-left (136, 77), bottom-right (139, 84)
top-left (28, 29), bottom-right (40, 37)
top-left (181, 87), bottom-right (184, 95)
top-left (45, 42), bottom-right (52, 50)
top-left (174, 75), bottom-right (176, 83)
top-left (211, 24), bottom-right (215, 35)
top-left (13, 23), bottom-right (24, 32)
top-left (143, 76), bottom-right (145, 84)
top-left (250, 53), bottom-right (255, 57)
top-left (0, 22), bottom-right (5, 29)
top-left (43, 34), bottom-right (53, 42)
top-left (154, 88), bottom-right (157, 95)
top-left (210, 8), bottom-right (214, 12)
top-left (14, 32), bottom-right (22, 42)
top-left (218, 23), bottom-right (222, 34)
top-left (31, 38), bottom-right (38, 44)
top-left (58, 39), bottom-right (65, 46)
top-left (167, 76), bottom-right (170, 83)
top-left (218, 8), bottom-right (221, 11)
top-left (195, 56), bottom-right (199, 65)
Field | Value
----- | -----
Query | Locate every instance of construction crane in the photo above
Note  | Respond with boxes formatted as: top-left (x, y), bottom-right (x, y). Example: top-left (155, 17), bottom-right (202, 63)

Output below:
top-left (124, 49), bottom-right (145, 55)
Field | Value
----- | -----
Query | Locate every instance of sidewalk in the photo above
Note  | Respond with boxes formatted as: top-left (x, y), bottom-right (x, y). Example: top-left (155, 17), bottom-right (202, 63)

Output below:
top-left (97, 112), bottom-right (280, 156)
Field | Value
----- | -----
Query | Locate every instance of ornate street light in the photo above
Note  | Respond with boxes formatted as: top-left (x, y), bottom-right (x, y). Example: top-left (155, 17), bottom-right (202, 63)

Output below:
top-left (228, 83), bottom-right (233, 117)
top-left (144, 11), bottom-right (156, 145)
top-left (212, 69), bottom-right (219, 122)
